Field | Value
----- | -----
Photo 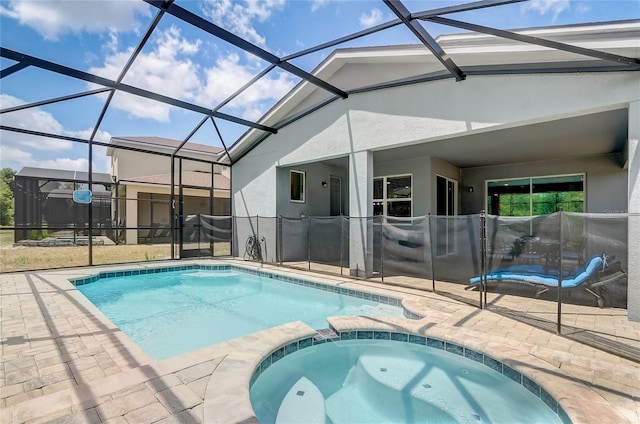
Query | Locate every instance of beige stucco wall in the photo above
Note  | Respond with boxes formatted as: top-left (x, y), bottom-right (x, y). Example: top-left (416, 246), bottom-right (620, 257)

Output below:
top-left (233, 72), bottom-right (639, 218)
top-left (123, 183), bottom-right (230, 245)
top-left (111, 150), bottom-right (215, 181)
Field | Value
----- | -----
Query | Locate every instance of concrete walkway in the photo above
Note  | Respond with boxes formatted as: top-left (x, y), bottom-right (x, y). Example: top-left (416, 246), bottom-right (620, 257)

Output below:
top-left (1, 259), bottom-right (639, 423)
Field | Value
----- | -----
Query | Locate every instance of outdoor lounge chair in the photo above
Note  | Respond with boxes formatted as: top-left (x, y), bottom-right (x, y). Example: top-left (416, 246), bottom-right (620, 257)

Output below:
top-left (468, 254), bottom-right (626, 307)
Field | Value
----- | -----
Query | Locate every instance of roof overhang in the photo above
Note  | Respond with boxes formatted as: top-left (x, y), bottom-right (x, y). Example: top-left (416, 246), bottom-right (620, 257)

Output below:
top-left (107, 136), bottom-right (224, 163)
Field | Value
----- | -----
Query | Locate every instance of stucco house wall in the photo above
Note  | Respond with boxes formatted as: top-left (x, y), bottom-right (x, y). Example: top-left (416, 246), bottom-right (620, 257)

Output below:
top-left (230, 23), bottom-right (640, 318)
top-left (374, 157), bottom-right (432, 216)
top-left (233, 72), bottom-right (637, 217)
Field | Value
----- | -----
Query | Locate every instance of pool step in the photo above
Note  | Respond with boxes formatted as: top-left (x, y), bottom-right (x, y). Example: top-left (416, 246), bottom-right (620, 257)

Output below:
top-left (275, 377), bottom-right (325, 424)
top-left (326, 355), bottom-right (458, 423)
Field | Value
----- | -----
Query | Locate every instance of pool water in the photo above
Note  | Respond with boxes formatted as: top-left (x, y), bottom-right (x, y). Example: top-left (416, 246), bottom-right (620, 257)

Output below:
top-left (77, 269), bottom-right (403, 359)
top-left (250, 340), bottom-right (562, 424)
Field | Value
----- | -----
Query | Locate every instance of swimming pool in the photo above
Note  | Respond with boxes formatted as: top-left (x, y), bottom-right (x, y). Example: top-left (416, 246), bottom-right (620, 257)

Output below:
top-left (250, 339), bottom-right (564, 424)
top-left (75, 266), bottom-right (404, 359)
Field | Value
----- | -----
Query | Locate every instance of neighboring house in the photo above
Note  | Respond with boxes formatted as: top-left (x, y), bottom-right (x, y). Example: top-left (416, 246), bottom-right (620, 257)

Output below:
top-left (13, 167), bottom-right (113, 242)
top-left (228, 22), bottom-right (640, 319)
top-left (106, 136), bottom-right (231, 245)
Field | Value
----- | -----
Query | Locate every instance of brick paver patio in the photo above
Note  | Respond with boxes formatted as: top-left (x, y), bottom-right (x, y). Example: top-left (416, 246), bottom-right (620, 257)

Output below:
top-left (1, 260), bottom-right (639, 423)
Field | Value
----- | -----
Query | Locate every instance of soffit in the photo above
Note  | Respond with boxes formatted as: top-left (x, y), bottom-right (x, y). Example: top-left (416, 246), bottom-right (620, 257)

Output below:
top-left (372, 108), bottom-right (628, 168)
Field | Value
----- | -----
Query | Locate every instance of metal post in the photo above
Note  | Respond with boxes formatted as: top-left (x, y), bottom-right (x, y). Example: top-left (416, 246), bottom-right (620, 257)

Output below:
top-left (170, 155), bottom-right (175, 259)
top-left (88, 144), bottom-right (93, 266)
top-left (307, 215), bottom-right (311, 271)
top-left (276, 216), bottom-right (280, 265)
top-left (339, 216), bottom-right (344, 276)
top-left (482, 211), bottom-right (488, 307)
top-left (428, 213), bottom-right (436, 292)
top-left (278, 215), bottom-right (283, 266)
top-left (380, 216), bottom-right (384, 283)
top-left (557, 209), bottom-right (564, 334)
top-left (256, 215), bottom-right (261, 264)
top-left (114, 182), bottom-right (120, 244)
top-left (178, 159), bottom-right (183, 258)
top-left (480, 210), bottom-right (487, 309)
top-left (197, 213), bottom-right (201, 258)
top-left (232, 216), bottom-right (237, 259)
top-left (73, 187), bottom-right (77, 246)
top-left (210, 163), bottom-right (214, 257)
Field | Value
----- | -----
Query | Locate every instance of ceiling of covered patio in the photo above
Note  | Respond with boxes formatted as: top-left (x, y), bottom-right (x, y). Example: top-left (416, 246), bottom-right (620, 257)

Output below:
top-left (372, 107), bottom-right (629, 168)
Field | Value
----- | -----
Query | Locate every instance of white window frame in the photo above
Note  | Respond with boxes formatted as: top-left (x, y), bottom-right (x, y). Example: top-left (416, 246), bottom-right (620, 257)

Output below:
top-left (373, 174), bottom-right (413, 217)
top-left (290, 170), bottom-right (306, 203)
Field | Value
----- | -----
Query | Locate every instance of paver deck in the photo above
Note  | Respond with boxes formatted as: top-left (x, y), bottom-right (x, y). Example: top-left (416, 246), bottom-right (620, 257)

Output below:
top-left (1, 259), bottom-right (639, 423)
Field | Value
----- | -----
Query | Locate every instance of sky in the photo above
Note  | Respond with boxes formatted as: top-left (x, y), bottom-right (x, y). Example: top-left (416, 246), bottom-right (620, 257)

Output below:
top-left (0, 0), bottom-right (638, 174)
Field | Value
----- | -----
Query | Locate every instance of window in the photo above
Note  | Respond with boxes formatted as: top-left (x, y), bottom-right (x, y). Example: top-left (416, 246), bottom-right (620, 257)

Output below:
top-left (290, 170), bottom-right (305, 203)
top-left (373, 174), bottom-right (412, 217)
top-left (487, 174), bottom-right (584, 216)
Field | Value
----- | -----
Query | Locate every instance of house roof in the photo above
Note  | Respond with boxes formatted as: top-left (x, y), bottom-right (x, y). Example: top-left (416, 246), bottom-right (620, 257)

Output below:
top-left (227, 20), bottom-right (640, 163)
top-left (119, 171), bottom-right (230, 190)
top-left (108, 136), bottom-right (224, 159)
top-left (15, 167), bottom-right (113, 184)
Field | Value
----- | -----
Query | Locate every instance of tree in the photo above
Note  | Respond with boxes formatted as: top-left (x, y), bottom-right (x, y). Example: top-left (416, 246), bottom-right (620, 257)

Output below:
top-left (0, 168), bottom-right (16, 226)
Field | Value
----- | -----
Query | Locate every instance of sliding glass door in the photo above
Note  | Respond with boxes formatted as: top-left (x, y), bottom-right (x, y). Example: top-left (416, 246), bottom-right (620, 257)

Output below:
top-left (487, 174), bottom-right (584, 216)
top-left (436, 175), bottom-right (457, 256)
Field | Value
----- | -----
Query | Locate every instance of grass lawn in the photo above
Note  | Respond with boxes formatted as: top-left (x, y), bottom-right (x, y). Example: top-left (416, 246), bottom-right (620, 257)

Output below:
top-left (0, 229), bottom-right (230, 272)
top-left (0, 228), bottom-right (13, 247)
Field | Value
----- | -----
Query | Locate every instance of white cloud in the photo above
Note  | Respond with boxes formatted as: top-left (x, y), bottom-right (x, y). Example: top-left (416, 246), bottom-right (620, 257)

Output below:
top-left (37, 157), bottom-right (90, 172)
top-left (0, 142), bottom-right (91, 173)
top-left (360, 8), bottom-right (383, 27)
top-left (201, 0), bottom-right (285, 47)
top-left (89, 26), bottom-right (202, 122)
top-left (0, 0), bottom-right (151, 41)
top-left (0, 145), bottom-right (34, 167)
top-left (198, 53), bottom-right (295, 115)
top-left (521, 0), bottom-right (570, 22)
top-left (89, 26), bottom-right (295, 123)
top-left (575, 3), bottom-right (591, 14)
top-left (241, 107), bottom-right (266, 122)
top-left (104, 30), bottom-right (120, 54)
top-left (0, 94), bottom-right (70, 151)
top-left (0, 94), bottom-right (111, 172)
top-left (69, 128), bottom-right (112, 144)
top-left (311, 0), bottom-right (329, 12)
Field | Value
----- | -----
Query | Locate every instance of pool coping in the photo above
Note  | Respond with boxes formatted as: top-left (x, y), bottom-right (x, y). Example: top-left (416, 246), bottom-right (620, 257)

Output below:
top-left (206, 316), bottom-right (627, 424)
top-left (249, 329), bottom-right (572, 423)
top-left (70, 261), bottom-right (422, 320)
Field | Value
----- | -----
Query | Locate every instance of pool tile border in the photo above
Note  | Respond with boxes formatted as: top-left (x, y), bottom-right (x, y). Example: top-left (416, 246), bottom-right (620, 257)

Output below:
top-left (70, 263), bottom-right (417, 317)
top-left (249, 329), bottom-right (570, 424)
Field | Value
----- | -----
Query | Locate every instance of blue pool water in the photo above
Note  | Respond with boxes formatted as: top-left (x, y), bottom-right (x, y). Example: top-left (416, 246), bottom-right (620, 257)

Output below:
top-left (77, 269), bottom-right (403, 359)
top-left (251, 340), bottom-right (563, 424)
